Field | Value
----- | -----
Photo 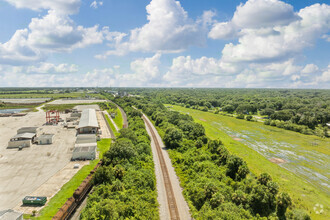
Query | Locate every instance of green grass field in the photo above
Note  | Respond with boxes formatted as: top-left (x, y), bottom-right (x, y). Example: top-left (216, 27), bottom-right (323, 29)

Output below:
top-left (167, 105), bottom-right (329, 220)
top-left (113, 108), bottom-right (123, 129)
top-left (105, 114), bottom-right (120, 137)
top-left (0, 92), bottom-right (91, 99)
top-left (24, 139), bottom-right (111, 219)
top-left (42, 102), bottom-right (103, 112)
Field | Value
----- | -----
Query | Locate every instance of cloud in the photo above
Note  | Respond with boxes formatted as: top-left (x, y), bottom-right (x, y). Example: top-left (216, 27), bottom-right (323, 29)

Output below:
top-left (28, 10), bottom-right (103, 52)
top-left (26, 62), bottom-right (78, 74)
top-left (232, 0), bottom-right (299, 29)
top-left (301, 64), bottom-right (319, 75)
top-left (163, 55), bottom-right (239, 84)
top-left (209, 0), bottom-right (299, 40)
top-left (97, 0), bottom-right (209, 57)
top-left (4, 0), bottom-right (81, 14)
top-left (90, 1), bottom-right (103, 9)
top-left (316, 65), bottom-right (330, 82)
top-left (219, 3), bottom-right (330, 63)
top-left (130, 53), bottom-right (161, 81)
top-left (0, 10), bottom-right (105, 65)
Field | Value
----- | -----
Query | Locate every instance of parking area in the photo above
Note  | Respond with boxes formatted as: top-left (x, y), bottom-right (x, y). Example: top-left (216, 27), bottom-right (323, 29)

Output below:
top-left (0, 109), bottom-right (76, 210)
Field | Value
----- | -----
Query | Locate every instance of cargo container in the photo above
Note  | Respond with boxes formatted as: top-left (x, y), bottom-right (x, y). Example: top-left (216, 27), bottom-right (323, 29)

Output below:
top-left (22, 196), bottom-right (47, 206)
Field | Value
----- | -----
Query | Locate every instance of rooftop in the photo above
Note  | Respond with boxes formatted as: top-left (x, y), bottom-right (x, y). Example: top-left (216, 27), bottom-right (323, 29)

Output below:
top-left (38, 134), bottom-right (55, 138)
top-left (11, 133), bottom-right (35, 140)
top-left (78, 109), bottom-right (99, 129)
top-left (73, 145), bottom-right (96, 152)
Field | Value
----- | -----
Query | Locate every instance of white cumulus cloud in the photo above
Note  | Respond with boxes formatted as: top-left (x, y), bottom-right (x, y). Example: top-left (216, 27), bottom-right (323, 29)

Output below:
top-left (97, 0), bottom-right (209, 57)
top-left (4, 0), bottom-right (81, 14)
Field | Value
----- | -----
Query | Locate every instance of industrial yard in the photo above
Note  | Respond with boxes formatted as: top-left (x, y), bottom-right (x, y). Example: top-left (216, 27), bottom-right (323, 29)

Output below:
top-left (0, 99), bottom-right (110, 216)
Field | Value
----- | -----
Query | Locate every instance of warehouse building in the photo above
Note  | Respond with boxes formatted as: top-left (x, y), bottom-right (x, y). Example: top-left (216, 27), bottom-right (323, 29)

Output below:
top-left (37, 134), bottom-right (54, 145)
top-left (77, 109), bottom-right (99, 134)
top-left (75, 134), bottom-right (96, 144)
top-left (8, 133), bottom-right (36, 148)
top-left (72, 145), bottom-right (96, 160)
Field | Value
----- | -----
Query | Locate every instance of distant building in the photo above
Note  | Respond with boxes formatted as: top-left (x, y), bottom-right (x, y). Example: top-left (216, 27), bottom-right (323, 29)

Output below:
top-left (77, 109), bottom-right (99, 134)
top-left (8, 133), bottom-right (36, 148)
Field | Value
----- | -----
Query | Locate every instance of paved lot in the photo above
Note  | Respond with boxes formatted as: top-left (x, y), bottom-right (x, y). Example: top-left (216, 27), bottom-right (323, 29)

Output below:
top-left (96, 111), bottom-right (111, 139)
top-left (0, 109), bottom-right (76, 210)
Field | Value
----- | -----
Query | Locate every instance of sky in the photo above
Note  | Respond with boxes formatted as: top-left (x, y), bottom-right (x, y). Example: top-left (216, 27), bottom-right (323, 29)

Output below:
top-left (0, 0), bottom-right (329, 88)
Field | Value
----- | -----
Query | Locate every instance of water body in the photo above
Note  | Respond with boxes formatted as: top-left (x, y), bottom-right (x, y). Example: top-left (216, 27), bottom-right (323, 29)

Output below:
top-left (212, 121), bottom-right (330, 195)
top-left (0, 109), bottom-right (28, 114)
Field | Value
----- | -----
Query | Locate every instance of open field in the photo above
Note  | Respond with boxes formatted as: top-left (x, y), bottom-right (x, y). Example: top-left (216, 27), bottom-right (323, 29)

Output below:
top-left (0, 98), bottom-right (50, 104)
top-left (0, 110), bottom-right (76, 211)
top-left (167, 105), bottom-right (329, 219)
top-left (0, 93), bottom-right (101, 99)
top-left (48, 99), bottom-right (106, 105)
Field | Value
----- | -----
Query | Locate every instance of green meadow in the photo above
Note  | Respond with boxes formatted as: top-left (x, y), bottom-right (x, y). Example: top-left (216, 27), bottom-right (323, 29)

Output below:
top-left (167, 105), bottom-right (329, 220)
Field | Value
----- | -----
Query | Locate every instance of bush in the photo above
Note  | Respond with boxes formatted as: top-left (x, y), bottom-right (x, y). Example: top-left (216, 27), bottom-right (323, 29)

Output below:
top-left (246, 115), bottom-right (253, 121)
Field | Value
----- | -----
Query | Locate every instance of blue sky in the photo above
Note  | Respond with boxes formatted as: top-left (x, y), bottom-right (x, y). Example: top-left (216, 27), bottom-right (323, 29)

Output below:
top-left (0, 0), bottom-right (329, 88)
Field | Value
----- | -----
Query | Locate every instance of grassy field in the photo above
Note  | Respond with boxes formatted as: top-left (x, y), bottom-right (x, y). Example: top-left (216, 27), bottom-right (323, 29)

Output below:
top-left (42, 102), bottom-right (103, 112)
top-left (113, 108), bottom-right (123, 129)
top-left (167, 105), bottom-right (329, 220)
top-left (105, 114), bottom-right (120, 137)
top-left (0, 93), bottom-right (92, 99)
top-left (24, 139), bottom-right (111, 219)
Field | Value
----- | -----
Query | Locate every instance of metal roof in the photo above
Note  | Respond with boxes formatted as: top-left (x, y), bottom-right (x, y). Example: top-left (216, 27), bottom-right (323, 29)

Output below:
top-left (12, 133), bottom-right (35, 139)
top-left (75, 134), bottom-right (96, 144)
top-left (38, 134), bottom-right (54, 139)
top-left (73, 145), bottom-right (97, 152)
top-left (78, 109), bottom-right (99, 129)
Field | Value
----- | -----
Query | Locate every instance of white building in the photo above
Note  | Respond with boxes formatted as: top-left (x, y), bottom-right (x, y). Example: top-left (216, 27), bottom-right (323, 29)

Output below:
top-left (77, 109), bottom-right (99, 134)
top-left (72, 145), bottom-right (96, 160)
top-left (37, 134), bottom-right (54, 145)
top-left (8, 133), bottom-right (36, 148)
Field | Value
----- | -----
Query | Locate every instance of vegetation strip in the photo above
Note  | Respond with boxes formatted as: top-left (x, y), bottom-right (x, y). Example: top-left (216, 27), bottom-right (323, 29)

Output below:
top-left (81, 99), bottom-right (159, 219)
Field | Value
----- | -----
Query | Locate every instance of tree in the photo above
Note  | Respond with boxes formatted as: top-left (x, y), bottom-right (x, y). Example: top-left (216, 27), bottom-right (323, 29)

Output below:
top-left (104, 139), bottom-right (137, 164)
top-left (226, 155), bottom-right (249, 181)
top-left (246, 115), bottom-right (253, 121)
top-left (276, 192), bottom-right (292, 219)
top-left (222, 104), bottom-right (235, 113)
top-left (92, 166), bottom-right (114, 185)
top-left (163, 127), bottom-right (183, 149)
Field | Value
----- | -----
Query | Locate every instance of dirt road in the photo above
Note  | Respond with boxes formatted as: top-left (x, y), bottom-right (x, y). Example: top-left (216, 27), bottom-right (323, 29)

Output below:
top-left (142, 114), bottom-right (191, 220)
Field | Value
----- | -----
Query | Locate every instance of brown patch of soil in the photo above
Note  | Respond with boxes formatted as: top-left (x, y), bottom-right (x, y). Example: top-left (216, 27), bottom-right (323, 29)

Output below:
top-left (269, 157), bottom-right (287, 164)
top-left (199, 118), bottom-right (206, 122)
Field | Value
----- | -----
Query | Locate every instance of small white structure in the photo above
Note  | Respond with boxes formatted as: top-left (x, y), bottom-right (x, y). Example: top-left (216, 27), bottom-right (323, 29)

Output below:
top-left (72, 145), bottom-right (96, 161)
top-left (8, 133), bottom-right (36, 148)
top-left (37, 134), bottom-right (54, 145)
top-left (77, 109), bottom-right (99, 134)
top-left (0, 209), bottom-right (23, 220)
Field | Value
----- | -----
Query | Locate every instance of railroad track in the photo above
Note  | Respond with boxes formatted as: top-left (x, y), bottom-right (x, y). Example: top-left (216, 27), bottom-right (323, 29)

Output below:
top-left (142, 115), bottom-right (180, 220)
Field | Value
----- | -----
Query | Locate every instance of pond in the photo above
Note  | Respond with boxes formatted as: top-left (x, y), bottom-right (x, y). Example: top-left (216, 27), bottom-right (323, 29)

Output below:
top-left (0, 108), bottom-right (28, 114)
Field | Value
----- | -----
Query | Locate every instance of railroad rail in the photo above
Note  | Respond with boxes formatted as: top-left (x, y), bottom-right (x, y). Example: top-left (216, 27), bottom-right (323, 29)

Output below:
top-left (142, 115), bottom-right (180, 220)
